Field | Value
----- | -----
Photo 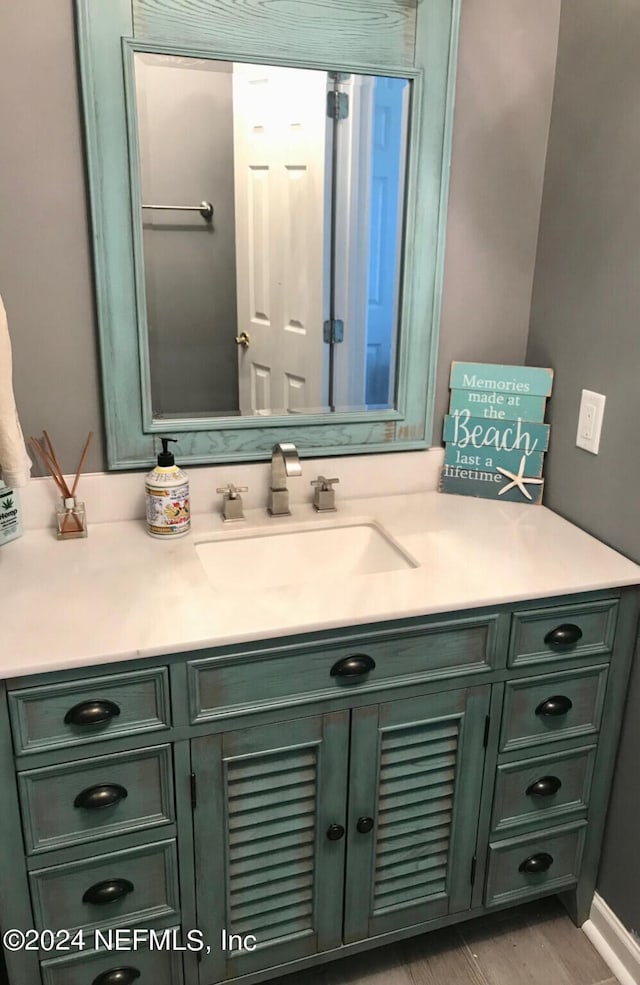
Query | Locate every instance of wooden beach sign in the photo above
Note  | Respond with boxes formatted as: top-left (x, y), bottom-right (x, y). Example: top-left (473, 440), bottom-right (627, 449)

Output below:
top-left (440, 362), bottom-right (554, 504)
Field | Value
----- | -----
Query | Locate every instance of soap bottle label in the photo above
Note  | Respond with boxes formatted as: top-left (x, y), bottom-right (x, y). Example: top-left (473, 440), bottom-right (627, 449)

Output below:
top-left (145, 481), bottom-right (190, 536)
top-left (0, 487), bottom-right (23, 545)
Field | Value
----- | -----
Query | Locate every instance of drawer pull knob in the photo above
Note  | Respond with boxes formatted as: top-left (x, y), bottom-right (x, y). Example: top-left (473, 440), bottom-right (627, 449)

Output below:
top-left (64, 699), bottom-right (121, 727)
top-left (544, 623), bottom-right (583, 648)
top-left (330, 654), bottom-right (376, 678)
top-left (535, 695), bottom-right (573, 717)
top-left (92, 970), bottom-right (141, 985)
top-left (326, 823), bottom-right (345, 841)
top-left (526, 775), bottom-right (562, 798)
top-left (74, 783), bottom-right (128, 811)
top-left (519, 852), bottom-right (554, 874)
top-left (356, 816), bottom-right (374, 834)
top-left (82, 878), bottom-right (134, 905)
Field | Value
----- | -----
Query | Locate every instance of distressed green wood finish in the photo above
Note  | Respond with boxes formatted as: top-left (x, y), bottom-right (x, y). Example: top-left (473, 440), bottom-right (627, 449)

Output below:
top-left (343, 685), bottom-right (490, 942)
top-left (192, 712), bottom-right (350, 982)
top-left (133, 0), bottom-right (417, 67)
top-left (485, 821), bottom-right (587, 908)
top-left (75, 0), bottom-right (461, 467)
top-left (189, 613), bottom-right (501, 723)
top-left (0, 682), bottom-right (42, 984)
top-left (40, 930), bottom-right (185, 985)
top-left (172, 738), bottom-right (200, 985)
top-left (470, 681), bottom-right (506, 912)
top-left (0, 587), bottom-right (638, 985)
top-left (18, 744), bottom-right (175, 854)
top-left (560, 586), bottom-right (640, 925)
top-left (8, 666), bottom-right (171, 755)
top-left (29, 838), bottom-right (180, 937)
top-left (508, 598), bottom-right (619, 668)
top-left (491, 744), bottom-right (597, 835)
top-left (499, 665), bottom-right (609, 753)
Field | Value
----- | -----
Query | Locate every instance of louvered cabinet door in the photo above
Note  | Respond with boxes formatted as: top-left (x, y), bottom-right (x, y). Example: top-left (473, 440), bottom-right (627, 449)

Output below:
top-left (192, 711), bottom-right (349, 983)
top-left (344, 685), bottom-right (490, 942)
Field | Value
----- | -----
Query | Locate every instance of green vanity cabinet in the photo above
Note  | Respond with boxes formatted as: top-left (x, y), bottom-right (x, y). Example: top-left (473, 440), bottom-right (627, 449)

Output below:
top-left (192, 712), bottom-right (351, 983)
top-left (192, 685), bottom-right (489, 984)
top-left (343, 686), bottom-right (489, 941)
top-left (0, 586), bottom-right (638, 985)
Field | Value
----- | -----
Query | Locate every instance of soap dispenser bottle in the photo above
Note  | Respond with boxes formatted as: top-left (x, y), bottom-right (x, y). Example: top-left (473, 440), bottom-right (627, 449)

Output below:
top-left (145, 437), bottom-right (191, 538)
top-left (0, 482), bottom-right (23, 546)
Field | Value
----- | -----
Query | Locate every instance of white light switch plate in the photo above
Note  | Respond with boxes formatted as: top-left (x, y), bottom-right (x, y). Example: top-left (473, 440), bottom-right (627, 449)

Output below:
top-left (576, 389), bottom-right (606, 454)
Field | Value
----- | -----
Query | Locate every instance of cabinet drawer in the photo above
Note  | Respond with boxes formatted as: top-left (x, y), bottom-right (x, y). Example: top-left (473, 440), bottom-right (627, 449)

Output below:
top-left (188, 616), bottom-right (500, 721)
top-left (500, 665), bottom-right (608, 753)
top-left (18, 745), bottom-right (174, 854)
top-left (41, 929), bottom-right (184, 984)
top-left (508, 599), bottom-right (618, 667)
top-left (29, 840), bottom-right (180, 935)
top-left (491, 745), bottom-right (596, 834)
top-left (485, 823), bottom-right (586, 907)
top-left (9, 668), bottom-right (171, 755)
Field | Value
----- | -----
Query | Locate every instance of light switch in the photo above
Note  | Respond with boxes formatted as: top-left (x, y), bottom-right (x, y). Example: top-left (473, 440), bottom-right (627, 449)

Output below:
top-left (576, 389), bottom-right (606, 454)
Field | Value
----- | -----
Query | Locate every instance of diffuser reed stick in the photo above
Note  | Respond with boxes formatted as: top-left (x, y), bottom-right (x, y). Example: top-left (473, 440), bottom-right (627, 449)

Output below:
top-left (71, 431), bottom-right (93, 497)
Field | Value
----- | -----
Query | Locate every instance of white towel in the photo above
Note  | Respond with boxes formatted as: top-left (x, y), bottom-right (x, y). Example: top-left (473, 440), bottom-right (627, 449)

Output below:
top-left (0, 292), bottom-right (31, 488)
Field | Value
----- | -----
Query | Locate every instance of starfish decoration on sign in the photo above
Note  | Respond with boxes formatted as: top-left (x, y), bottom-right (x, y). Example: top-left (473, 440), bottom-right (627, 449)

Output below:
top-left (496, 455), bottom-right (544, 501)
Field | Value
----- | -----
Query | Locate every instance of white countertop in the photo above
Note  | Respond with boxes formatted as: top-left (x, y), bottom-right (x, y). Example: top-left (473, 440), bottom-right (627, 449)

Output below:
top-left (4, 492), bottom-right (640, 680)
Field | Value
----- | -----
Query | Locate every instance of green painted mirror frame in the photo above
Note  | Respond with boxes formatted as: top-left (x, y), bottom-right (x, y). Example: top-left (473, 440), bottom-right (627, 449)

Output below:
top-left (76, 0), bottom-right (461, 468)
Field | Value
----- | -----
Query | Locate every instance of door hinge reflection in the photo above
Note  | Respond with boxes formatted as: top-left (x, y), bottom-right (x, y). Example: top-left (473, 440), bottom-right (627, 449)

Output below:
top-left (323, 318), bottom-right (344, 344)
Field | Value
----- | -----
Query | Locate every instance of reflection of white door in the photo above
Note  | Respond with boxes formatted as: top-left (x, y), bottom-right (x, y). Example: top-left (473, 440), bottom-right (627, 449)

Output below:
top-left (233, 64), bottom-right (330, 415)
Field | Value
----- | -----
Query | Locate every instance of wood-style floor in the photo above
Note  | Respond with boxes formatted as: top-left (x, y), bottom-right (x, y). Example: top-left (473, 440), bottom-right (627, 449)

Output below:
top-left (271, 898), bottom-right (618, 985)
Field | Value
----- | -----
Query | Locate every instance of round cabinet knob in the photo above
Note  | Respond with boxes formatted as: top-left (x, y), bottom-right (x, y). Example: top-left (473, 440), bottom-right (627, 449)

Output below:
top-left (74, 783), bottom-right (128, 811)
top-left (526, 775), bottom-right (562, 798)
top-left (535, 695), bottom-right (573, 717)
top-left (356, 816), bottom-right (374, 834)
top-left (92, 969), bottom-right (141, 985)
top-left (64, 699), bottom-right (121, 728)
top-left (544, 623), bottom-right (583, 648)
top-left (326, 823), bottom-right (345, 841)
top-left (330, 654), bottom-right (376, 678)
top-left (82, 878), bottom-right (134, 905)
top-left (519, 852), bottom-right (554, 874)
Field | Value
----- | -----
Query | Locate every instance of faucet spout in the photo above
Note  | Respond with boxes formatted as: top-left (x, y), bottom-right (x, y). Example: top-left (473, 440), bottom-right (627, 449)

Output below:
top-left (269, 442), bottom-right (301, 515)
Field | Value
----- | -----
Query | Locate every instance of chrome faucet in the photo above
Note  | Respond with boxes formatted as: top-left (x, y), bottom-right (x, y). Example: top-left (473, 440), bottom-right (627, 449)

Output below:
top-left (268, 442), bottom-right (302, 516)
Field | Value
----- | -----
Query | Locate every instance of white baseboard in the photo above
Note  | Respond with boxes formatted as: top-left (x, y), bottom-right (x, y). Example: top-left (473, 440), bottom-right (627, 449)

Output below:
top-left (583, 893), bottom-right (640, 985)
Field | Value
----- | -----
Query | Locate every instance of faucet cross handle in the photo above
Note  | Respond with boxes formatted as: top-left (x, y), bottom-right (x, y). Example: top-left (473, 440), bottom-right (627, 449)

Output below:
top-left (311, 475), bottom-right (339, 512)
top-left (216, 483), bottom-right (248, 522)
top-left (216, 483), bottom-right (248, 499)
top-left (310, 476), bottom-right (339, 491)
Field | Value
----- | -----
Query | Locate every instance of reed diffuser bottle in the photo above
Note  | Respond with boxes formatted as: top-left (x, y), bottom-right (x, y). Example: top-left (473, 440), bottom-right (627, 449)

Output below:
top-left (29, 431), bottom-right (93, 540)
top-left (56, 496), bottom-right (87, 539)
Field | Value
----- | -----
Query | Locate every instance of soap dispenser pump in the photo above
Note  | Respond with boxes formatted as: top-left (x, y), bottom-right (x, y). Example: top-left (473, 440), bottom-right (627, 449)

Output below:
top-left (145, 437), bottom-right (191, 538)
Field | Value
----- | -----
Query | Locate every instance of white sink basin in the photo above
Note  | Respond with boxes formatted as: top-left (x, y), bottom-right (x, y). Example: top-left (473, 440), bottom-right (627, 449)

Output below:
top-left (195, 520), bottom-right (418, 591)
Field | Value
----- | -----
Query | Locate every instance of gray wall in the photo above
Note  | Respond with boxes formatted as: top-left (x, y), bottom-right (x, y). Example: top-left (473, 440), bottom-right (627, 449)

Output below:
top-left (0, 1), bottom-right (103, 475)
top-left (435, 0), bottom-right (560, 437)
top-left (0, 0), bottom-right (559, 473)
top-left (527, 0), bottom-right (640, 932)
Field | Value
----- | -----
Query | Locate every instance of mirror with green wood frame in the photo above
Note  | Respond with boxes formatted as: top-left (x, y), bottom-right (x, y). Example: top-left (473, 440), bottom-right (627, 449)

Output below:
top-left (75, 0), bottom-right (460, 467)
